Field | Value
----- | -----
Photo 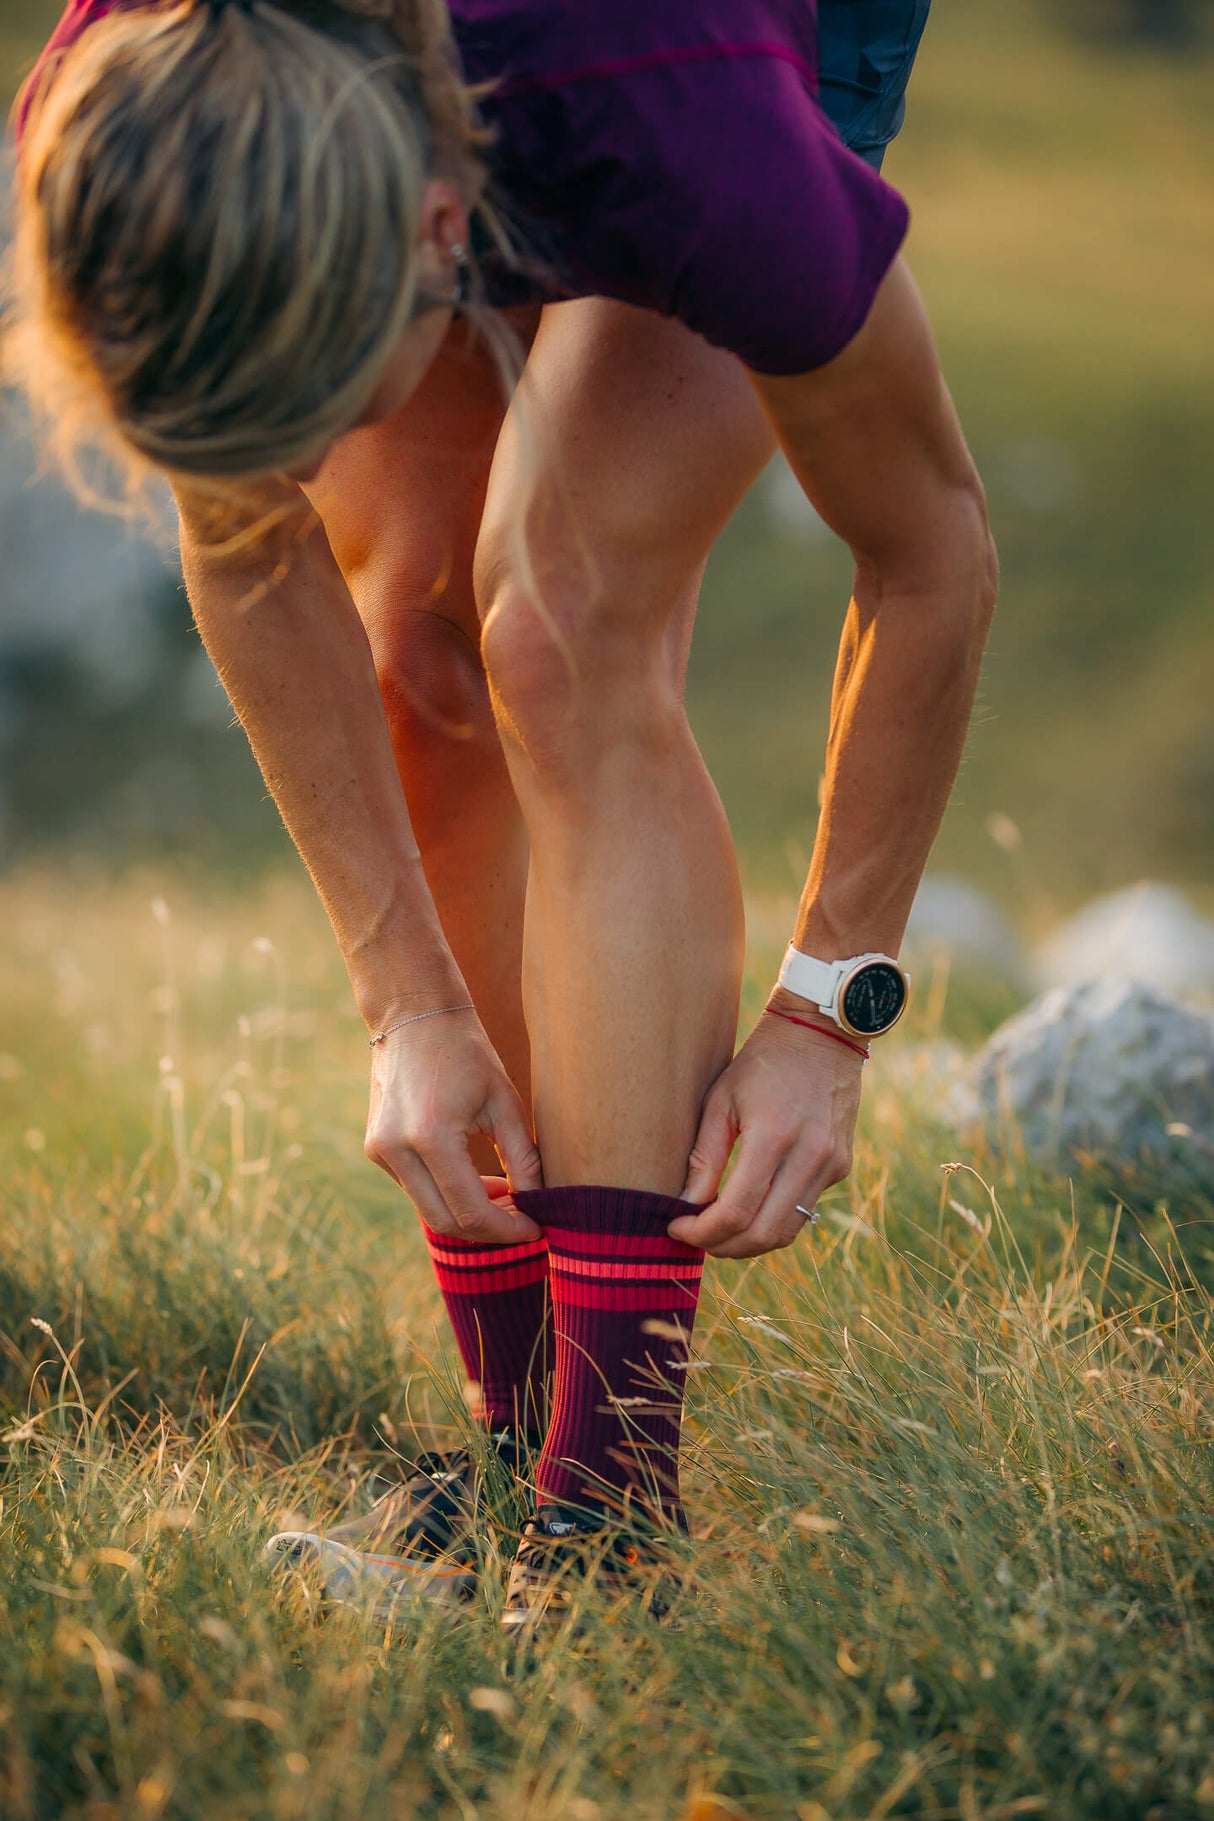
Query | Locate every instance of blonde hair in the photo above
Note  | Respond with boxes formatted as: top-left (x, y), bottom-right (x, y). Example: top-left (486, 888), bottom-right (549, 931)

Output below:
top-left (5, 0), bottom-right (504, 496)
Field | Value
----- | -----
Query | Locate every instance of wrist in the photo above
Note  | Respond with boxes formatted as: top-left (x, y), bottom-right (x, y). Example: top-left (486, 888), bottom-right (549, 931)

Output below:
top-left (767, 981), bottom-right (830, 1021)
top-left (368, 1001), bottom-right (476, 1047)
top-left (352, 957), bottom-right (471, 1036)
top-left (763, 999), bottom-right (870, 1062)
top-left (339, 876), bottom-right (469, 1033)
top-left (776, 944), bottom-right (909, 1039)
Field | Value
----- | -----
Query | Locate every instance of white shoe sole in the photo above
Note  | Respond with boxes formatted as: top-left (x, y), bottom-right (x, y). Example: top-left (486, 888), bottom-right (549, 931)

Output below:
top-left (266, 1531), bottom-right (475, 1617)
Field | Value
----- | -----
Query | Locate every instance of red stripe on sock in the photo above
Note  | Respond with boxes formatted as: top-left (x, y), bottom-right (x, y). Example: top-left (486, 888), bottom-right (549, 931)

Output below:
top-left (430, 1257), bottom-right (551, 1296)
top-left (420, 1223), bottom-right (551, 1436)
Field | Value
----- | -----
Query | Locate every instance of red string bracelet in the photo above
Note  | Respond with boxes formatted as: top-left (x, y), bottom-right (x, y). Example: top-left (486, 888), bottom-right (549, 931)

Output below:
top-left (764, 1007), bottom-right (870, 1061)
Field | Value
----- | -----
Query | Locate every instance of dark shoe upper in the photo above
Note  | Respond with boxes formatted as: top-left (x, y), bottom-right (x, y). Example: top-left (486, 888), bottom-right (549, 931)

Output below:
top-left (502, 1504), bottom-right (680, 1628)
top-left (329, 1431), bottom-right (525, 1566)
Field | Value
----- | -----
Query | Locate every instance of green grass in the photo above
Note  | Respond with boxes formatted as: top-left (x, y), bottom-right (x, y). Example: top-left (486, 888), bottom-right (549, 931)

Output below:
top-left (2, 872), bottom-right (1212, 1819)
top-left (3, 15), bottom-right (1214, 1802)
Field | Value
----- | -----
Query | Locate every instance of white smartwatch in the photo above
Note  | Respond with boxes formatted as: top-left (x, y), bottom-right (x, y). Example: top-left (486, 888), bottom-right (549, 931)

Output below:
top-left (777, 945), bottom-right (910, 1039)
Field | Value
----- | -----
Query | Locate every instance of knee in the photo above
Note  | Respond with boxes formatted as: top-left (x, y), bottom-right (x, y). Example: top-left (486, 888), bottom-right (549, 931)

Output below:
top-left (477, 553), bottom-right (682, 777)
top-left (367, 582), bottom-right (497, 763)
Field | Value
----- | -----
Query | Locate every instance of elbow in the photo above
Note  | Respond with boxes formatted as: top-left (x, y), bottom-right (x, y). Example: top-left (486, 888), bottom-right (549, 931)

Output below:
top-left (846, 463), bottom-right (999, 659)
top-left (855, 477), bottom-right (998, 681)
top-left (914, 476), bottom-right (998, 655)
top-left (929, 472), bottom-right (997, 649)
top-left (968, 478), bottom-right (1000, 637)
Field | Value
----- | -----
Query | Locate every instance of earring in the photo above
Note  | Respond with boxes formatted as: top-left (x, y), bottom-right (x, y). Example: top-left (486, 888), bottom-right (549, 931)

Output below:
top-left (449, 241), bottom-right (469, 309)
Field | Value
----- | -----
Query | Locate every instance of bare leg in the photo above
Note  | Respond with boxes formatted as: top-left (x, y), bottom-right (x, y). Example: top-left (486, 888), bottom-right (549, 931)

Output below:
top-left (476, 302), bottom-right (776, 1193)
top-left (308, 318), bottom-right (538, 1168)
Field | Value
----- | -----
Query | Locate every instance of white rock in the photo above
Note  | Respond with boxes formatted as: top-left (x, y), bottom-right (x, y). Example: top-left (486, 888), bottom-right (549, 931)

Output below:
top-left (1035, 883), bottom-right (1214, 1001)
top-left (905, 875), bottom-right (1025, 979)
top-left (971, 979), bottom-right (1214, 1191)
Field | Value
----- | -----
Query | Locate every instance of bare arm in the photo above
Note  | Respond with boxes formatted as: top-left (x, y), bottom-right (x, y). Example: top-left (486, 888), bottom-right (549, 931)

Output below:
top-left (176, 484), bottom-right (541, 1237)
top-left (675, 258), bottom-right (997, 1254)
top-left (757, 256), bottom-right (997, 961)
top-left (179, 489), bottom-right (454, 1017)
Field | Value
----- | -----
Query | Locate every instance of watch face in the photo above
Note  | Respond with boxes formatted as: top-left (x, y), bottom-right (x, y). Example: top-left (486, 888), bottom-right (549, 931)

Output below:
top-left (840, 962), bottom-right (907, 1037)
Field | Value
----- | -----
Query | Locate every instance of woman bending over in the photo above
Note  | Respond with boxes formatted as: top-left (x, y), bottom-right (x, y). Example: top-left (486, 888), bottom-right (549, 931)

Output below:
top-left (10, 0), bottom-right (994, 1624)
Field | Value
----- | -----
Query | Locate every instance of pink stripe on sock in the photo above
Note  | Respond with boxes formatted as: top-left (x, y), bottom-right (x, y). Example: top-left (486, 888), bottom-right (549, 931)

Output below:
top-left (543, 1227), bottom-right (698, 1259)
top-left (549, 1255), bottom-right (703, 1280)
top-left (427, 1238), bottom-right (549, 1268)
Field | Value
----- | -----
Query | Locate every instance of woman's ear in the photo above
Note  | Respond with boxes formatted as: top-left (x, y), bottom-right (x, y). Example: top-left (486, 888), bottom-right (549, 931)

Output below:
top-left (415, 179), bottom-right (470, 289)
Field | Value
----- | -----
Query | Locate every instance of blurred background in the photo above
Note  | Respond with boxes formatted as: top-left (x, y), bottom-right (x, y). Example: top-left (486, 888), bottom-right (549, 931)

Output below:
top-left (1, 0), bottom-right (1212, 924)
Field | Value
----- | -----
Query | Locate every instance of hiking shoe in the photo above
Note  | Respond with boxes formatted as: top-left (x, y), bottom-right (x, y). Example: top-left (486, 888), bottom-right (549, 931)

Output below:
top-left (328, 1430), bottom-right (526, 1560)
top-left (267, 1434), bottom-right (522, 1614)
top-left (501, 1504), bottom-right (681, 1631)
top-left (327, 1449), bottom-right (484, 1562)
top-left (264, 1529), bottom-right (476, 1616)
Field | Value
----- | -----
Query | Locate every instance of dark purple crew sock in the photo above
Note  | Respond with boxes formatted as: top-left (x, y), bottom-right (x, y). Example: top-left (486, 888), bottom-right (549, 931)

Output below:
top-left (422, 1224), bottom-right (552, 1439)
top-left (512, 1185), bottom-right (705, 1525)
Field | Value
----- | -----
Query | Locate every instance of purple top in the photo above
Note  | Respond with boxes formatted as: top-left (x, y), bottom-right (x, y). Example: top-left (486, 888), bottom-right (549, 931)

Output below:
top-left (17, 0), bottom-right (908, 374)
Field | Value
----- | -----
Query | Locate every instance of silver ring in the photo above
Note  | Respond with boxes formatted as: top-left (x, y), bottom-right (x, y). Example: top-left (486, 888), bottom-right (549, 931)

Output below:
top-left (795, 1204), bottom-right (820, 1225)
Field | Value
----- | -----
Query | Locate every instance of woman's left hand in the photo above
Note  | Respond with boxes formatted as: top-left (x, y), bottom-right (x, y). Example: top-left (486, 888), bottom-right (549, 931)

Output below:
top-left (668, 1006), bottom-right (863, 1258)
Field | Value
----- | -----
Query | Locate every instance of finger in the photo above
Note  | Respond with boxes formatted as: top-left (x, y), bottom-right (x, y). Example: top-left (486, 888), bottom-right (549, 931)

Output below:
top-left (488, 1088), bottom-right (544, 1194)
top-left (708, 1143), bottom-right (841, 1259)
top-left (681, 1091), bottom-right (739, 1204)
top-left (480, 1174), bottom-right (530, 1222)
top-left (426, 1138), bottom-right (543, 1243)
top-left (704, 1156), bottom-right (821, 1259)
top-left (668, 1130), bottom-right (783, 1251)
top-left (380, 1145), bottom-right (460, 1236)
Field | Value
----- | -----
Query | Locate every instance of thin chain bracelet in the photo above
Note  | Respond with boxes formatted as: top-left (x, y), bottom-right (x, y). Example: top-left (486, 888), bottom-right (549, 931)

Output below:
top-left (369, 1003), bottom-right (475, 1047)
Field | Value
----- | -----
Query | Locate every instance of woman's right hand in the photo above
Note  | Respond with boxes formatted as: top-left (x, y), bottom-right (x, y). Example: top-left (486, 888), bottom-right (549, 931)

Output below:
top-left (364, 1009), bottom-right (544, 1243)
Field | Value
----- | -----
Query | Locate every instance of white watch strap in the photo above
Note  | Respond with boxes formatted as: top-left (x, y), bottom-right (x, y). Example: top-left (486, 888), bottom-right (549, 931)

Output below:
top-left (777, 945), bottom-right (842, 1011)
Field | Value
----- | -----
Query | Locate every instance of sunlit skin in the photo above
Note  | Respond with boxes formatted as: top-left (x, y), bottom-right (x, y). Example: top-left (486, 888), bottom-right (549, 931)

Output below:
top-left (177, 187), bottom-right (996, 1259)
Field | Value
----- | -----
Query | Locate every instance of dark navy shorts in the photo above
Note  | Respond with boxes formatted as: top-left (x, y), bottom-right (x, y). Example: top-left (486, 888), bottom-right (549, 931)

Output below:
top-left (817, 0), bottom-right (933, 168)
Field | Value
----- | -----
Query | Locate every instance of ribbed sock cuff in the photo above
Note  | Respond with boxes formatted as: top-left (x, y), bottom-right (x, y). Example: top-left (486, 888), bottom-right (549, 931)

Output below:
top-left (512, 1183), bottom-right (706, 1233)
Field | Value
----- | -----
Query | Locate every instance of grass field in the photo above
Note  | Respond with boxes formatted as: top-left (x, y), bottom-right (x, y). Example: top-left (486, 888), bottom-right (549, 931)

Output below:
top-left (2, 3), bottom-right (1213, 1814)
top-left (1, 874), bottom-right (1211, 1819)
